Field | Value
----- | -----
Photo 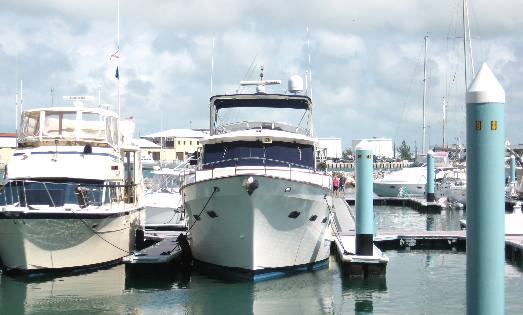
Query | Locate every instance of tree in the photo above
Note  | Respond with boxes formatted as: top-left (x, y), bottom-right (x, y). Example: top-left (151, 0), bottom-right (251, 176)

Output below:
top-left (397, 140), bottom-right (412, 160)
top-left (342, 148), bottom-right (353, 161)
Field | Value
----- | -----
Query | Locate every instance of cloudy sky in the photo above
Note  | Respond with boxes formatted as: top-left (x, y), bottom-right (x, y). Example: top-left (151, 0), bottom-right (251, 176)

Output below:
top-left (1, 0), bottom-right (522, 152)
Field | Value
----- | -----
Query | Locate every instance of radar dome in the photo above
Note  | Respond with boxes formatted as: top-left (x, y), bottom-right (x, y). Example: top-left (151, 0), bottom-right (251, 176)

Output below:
top-left (288, 75), bottom-right (304, 94)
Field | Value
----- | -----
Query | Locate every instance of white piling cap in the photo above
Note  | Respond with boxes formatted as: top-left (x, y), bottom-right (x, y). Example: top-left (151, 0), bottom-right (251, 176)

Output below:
top-left (466, 63), bottom-right (505, 104)
top-left (355, 139), bottom-right (373, 151)
top-left (427, 149), bottom-right (434, 156)
top-left (511, 155), bottom-right (515, 159)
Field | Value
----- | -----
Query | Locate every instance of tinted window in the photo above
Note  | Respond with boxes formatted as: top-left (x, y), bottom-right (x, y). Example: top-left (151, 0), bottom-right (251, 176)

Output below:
top-left (202, 141), bottom-right (313, 169)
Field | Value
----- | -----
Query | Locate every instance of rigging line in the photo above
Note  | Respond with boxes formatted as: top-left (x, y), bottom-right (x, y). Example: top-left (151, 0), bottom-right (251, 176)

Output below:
top-left (237, 55), bottom-right (258, 93)
top-left (187, 186), bottom-right (219, 232)
top-left (393, 40), bottom-right (426, 142)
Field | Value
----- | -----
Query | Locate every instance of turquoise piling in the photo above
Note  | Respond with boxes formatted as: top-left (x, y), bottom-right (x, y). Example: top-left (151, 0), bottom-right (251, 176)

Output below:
top-left (355, 140), bottom-right (374, 256)
top-left (510, 155), bottom-right (516, 184)
top-left (426, 150), bottom-right (435, 202)
top-left (466, 63), bottom-right (505, 315)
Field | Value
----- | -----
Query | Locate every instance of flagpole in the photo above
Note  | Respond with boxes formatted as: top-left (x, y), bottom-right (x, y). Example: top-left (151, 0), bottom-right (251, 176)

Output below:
top-left (117, 0), bottom-right (120, 119)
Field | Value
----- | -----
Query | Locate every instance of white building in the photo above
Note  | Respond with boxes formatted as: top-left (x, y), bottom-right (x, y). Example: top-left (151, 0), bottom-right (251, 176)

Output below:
top-left (317, 138), bottom-right (342, 159)
top-left (352, 138), bottom-right (393, 159)
top-left (141, 129), bottom-right (208, 161)
top-left (0, 133), bottom-right (17, 165)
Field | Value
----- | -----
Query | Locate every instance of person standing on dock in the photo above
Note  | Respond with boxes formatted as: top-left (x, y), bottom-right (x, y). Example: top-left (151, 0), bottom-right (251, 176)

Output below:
top-left (333, 175), bottom-right (340, 197)
top-left (339, 174), bottom-right (346, 196)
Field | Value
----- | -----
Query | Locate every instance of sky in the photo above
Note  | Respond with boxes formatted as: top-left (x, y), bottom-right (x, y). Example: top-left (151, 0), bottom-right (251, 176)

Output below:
top-left (1, 0), bottom-right (522, 152)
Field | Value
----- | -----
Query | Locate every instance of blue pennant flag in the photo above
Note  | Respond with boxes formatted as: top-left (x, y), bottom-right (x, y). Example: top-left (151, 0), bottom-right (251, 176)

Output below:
top-left (115, 66), bottom-right (119, 80)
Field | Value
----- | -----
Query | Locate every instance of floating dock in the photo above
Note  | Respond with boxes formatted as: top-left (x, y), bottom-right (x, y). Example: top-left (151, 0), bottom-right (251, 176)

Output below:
top-left (331, 197), bottom-right (388, 278)
top-left (123, 236), bottom-right (184, 277)
top-left (346, 196), bottom-right (442, 212)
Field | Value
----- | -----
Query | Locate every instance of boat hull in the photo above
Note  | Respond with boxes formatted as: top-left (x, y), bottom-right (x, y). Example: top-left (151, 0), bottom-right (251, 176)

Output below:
top-left (373, 181), bottom-right (426, 197)
top-left (181, 175), bottom-right (332, 275)
top-left (0, 208), bottom-right (144, 272)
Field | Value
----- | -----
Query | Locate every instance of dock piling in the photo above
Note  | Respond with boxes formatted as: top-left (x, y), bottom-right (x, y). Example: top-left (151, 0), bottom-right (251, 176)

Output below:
top-left (466, 63), bottom-right (505, 315)
top-left (426, 150), bottom-right (435, 202)
top-left (355, 140), bottom-right (374, 256)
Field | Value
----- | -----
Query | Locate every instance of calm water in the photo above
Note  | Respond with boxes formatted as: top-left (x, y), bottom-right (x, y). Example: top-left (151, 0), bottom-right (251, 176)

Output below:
top-left (1, 206), bottom-right (522, 314)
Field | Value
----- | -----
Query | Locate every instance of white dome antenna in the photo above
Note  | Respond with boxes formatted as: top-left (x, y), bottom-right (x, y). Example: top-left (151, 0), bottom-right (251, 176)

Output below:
top-left (288, 75), bottom-right (304, 94)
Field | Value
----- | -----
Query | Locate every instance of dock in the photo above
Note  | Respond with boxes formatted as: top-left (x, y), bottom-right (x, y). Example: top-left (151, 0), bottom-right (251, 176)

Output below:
top-left (373, 230), bottom-right (523, 266)
top-left (123, 235), bottom-right (187, 277)
top-left (331, 197), bottom-right (389, 278)
top-left (346, 196), bottom-right (442, 212)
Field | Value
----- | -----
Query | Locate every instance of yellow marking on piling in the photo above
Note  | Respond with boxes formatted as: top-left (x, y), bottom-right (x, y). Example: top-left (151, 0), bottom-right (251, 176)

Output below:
top-left (475, 120), bottom-right (482, 131)
top-left (491, 120), bottom-right (497, 130)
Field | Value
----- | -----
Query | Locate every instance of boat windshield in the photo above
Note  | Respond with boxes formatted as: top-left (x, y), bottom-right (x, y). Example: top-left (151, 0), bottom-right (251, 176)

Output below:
top-left (0, 180), bottom-right (104, 208)
top-left (19, 110), bottom-right (118, 145)
top-left (202, 141), bottom-right (314, 169)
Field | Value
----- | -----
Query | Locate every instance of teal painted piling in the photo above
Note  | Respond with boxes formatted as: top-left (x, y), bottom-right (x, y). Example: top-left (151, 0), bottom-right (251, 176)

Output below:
top-left (426, 150), bottom-right (435, 202)
top-left (510, 155), bottom-right (516, 184)
top-left (355, 140), bottom-right (374, 256)
top-left (466, 63), bottom-right (505, 315)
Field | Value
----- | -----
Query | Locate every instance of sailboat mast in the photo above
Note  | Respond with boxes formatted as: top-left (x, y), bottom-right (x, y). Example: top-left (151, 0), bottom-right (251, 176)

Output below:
top-left (462, 0), bottom-right (468, 87)
top-left (116, 0), bottom-right (120, 118)
top-left (422, 35), bottom-right (428, 154)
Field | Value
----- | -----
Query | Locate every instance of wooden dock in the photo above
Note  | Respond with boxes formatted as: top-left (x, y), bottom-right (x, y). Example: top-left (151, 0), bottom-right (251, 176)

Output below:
top-left (331, 197), bottom-right (388, 278)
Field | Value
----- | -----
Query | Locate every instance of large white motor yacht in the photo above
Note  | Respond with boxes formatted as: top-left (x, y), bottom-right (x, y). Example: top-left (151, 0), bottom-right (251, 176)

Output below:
top-left (180, 75), bottom-right (332, 280)
top-left (0, 98), bottom-right (145, 273)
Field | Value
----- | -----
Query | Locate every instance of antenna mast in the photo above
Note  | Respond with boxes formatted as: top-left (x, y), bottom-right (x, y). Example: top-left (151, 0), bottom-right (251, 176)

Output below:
top-left (422, 35), bottom-right (428, 154)
top-left (15, 55), bottom-right (18, 133)
top-left (210, 37), bottom-right (215, 96)
top-left (307, 27), bottom-right (312, 98)
top-left (116, 0), bottom-right (121, 118)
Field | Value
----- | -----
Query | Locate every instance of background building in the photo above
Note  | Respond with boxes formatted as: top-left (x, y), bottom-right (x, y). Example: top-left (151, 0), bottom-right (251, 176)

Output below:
top-left (0, 133), bottom-right (16, 166)
top-left (317, 138), bottom-right (342, 160)
top-left (141, 129), bottom-right (208, 162)
top-left (352, 138), bottom-right (394, 159)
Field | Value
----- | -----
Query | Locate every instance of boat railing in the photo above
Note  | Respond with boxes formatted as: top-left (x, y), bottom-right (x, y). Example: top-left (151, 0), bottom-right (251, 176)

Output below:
top-left (0, 179), bottom-right (140, 211)
top-left (215, 121), bottom-right (309, 136)
top-left (182, 157), bottom-right (331, 189)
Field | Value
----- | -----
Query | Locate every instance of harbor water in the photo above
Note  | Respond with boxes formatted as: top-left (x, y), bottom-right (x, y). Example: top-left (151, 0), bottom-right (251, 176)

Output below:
top-left (1, 206), bottom-right (522, 314)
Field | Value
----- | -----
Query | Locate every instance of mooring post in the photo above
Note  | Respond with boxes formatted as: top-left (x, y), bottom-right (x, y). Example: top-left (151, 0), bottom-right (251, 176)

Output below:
top-left (466, 63), bottom-right (505, 315)
top-left (510, 155), bottom-right (516, 184)
top-left (426, 150), bottom-right (435, 202)
top-left (356, 140), bottom-right (374, 256)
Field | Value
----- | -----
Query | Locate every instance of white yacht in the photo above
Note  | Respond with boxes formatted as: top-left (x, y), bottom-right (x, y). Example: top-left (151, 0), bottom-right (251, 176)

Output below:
top-left (435, 168), bottom-right (467, 206)
top-left (141, 153), bottom-right (159, 170)
top-left (180, 75), bottom-right (332, 280)
top-left (0, 98), bottom-right (145, 273)
top-left (373, 152), bottom-right (451, 197)
top-left (144, 167), bottom-right (185, 230)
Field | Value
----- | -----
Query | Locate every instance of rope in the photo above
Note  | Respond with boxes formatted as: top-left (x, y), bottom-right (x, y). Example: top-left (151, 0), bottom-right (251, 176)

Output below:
top-left (187, 186), bottom-right (219, 232)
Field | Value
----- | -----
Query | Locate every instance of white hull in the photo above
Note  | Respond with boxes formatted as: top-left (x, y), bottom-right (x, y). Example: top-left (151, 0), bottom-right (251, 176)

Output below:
top-left (144, 191), bottom-right (184, 228)
top-left (373, 181), bottom-right (425, 197)
top-left (0, 208), bottom-right (144, 271)
top-left (182, 175), bottom-right (331, 272)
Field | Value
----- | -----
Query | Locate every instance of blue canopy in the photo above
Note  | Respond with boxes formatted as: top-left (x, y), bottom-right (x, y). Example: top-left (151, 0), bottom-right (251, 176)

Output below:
top-left (212, 94), bottom-right (312, 110)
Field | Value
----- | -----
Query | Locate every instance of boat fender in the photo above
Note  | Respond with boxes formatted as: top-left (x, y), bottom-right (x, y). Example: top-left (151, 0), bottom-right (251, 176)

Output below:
top-left (177, 233), bottom-right (193, 264)
top-left (242, 176), bottom-right (259, 195)
top-left (83, 144), bottom-right (93, 154)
